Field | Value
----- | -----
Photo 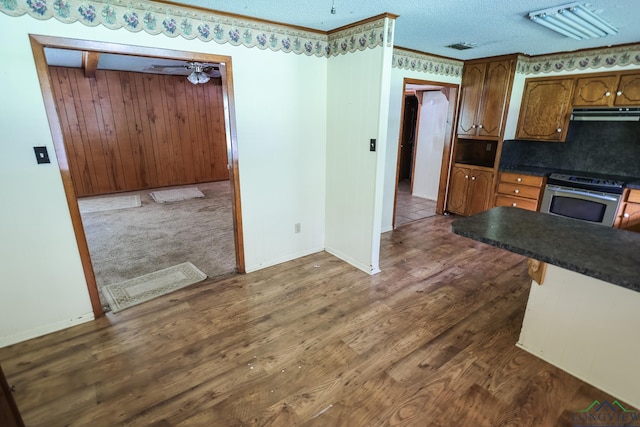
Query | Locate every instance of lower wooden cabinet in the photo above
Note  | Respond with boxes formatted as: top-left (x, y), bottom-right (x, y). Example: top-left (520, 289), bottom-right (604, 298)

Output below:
top-left (494, 172), bottom-right (545, 212)
top-left (615, 189), bottom-right (640, 232)
top-left (447, 165), bottom-right (493, 216)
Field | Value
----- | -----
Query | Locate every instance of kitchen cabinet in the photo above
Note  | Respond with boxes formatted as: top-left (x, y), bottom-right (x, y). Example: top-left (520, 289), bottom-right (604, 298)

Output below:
top-left (457, 58), bottom-right (515, 139)
top-left (447, 165), bottom-right (493, 216)
top-left (615, 189), bottom-right (640, 232)
top-left (515, 77), bottom-right (575, 142)
top-left (494, 172), bottom-right (545, 212)
top-left (573, 71), bottom-right (640, 107)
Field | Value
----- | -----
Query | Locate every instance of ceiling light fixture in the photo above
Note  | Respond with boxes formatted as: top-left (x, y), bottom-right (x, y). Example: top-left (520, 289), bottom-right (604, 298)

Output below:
top-left (528, 2), bottom-right (618, 40)
top-left (330, 0), bottom-right (336, 14)
top-left (187, 64), bottom-right (210, 85)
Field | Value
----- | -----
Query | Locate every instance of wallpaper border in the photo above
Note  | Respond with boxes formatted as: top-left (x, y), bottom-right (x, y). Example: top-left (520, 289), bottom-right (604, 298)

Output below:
top-left (0, 0), bottom-right (390, 57)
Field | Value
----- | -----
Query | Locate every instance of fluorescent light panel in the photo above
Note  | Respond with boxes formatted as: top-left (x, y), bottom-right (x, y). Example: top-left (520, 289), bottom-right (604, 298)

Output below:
top-left (528, 2), bottom-right (618, 40)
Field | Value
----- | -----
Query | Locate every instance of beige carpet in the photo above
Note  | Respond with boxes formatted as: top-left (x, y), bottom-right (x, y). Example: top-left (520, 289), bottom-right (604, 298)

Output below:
top-left (102, 262), bottom-right (207, 313)
top-left (79, 181), bottom-right (236, 312)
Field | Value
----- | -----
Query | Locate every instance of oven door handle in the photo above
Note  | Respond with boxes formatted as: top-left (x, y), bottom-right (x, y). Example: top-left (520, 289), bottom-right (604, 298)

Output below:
top-left (546, 185), bottom-right (620, 202)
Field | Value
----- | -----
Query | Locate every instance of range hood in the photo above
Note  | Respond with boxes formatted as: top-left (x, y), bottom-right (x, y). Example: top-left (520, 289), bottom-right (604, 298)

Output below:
top-left (571, 107), bottom-right (640, 122)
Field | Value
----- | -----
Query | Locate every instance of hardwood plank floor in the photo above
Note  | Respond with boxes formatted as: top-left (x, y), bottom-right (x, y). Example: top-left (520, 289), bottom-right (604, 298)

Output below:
top-left (0, 215), bottom-right (634, 426)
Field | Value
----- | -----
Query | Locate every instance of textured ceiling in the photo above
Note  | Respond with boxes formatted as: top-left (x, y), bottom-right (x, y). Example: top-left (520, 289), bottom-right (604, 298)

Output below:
top-left (166, 0), bottom-right (640, 60)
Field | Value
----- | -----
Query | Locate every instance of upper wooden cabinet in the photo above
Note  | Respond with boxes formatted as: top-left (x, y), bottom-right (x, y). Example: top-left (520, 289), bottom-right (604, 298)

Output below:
top-left (457, 58), bottom-right (515, 139)
top-left (515, 77), bottom-right (575, 142)
top-left (573, 71), bottom-right (640, 107)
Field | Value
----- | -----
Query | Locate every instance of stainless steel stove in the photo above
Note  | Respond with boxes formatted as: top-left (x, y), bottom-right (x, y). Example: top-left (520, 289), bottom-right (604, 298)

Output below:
top-left (540, 173), bottom-right (625, 226)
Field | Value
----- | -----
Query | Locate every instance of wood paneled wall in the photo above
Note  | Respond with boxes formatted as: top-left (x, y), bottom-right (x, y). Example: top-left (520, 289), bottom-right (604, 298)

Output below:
top-left (49, 67), bottom-right (229, 197)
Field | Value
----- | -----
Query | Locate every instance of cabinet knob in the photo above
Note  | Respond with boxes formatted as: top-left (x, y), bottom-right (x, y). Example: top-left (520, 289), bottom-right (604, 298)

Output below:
top-left (617, 91), bottom-right (623, 96)
top-left (516, 177), bottom-right (522, 182)
top-left (605, 91), bottom-right (611, 97)
top-left (471, 176), bottom-right (476, 181)
top-left (514, 189), bottom-right (520, 194)
top-left (477, 124), bottom-right (483, 129)
top-left (512, 202), bottom-right (517, 207)
top-left (556, 128), bottom-right (562, 133)
top-left (624, 213), bottom-right (630, 218)
top-left (465, 175), bottom-right (469, 179)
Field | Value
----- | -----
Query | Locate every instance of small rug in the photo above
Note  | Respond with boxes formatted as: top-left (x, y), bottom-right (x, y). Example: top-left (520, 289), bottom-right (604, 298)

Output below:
top-left (102, 262), bottom-right (207, 313)
top-left (78, 195), bottom-right (141, 214)
top-left (150, 187), bottom-right (204, 203)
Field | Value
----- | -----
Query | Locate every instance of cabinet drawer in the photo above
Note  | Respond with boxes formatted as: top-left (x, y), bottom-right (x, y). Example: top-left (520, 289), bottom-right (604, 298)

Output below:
top-left (495, 195), bottom-right (538, 211)
top-left (499, 172), bottom-right (544, 187)
top-left (627, 189), bottom-right (640, 204)
top-left (497, 183), bottom-right (541, 200)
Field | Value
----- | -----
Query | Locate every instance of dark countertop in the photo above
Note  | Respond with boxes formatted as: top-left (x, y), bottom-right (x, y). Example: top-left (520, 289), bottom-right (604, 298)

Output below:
top-left (451, 207), bottom-right (640, 293)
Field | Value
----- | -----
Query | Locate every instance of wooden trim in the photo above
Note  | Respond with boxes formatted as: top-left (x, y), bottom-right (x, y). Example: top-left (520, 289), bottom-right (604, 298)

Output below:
top-left (392, 46), bottom-right (462, 63)
top-left (29, 34), bottom-right (246, 313)
top-left (525, 41), bottom-right (640, 60)
top-left (393, 78), bottom-right (459, 226)
top-left (328, 13), bottom-right (399, 34)
top-left (219, 61), bottom-right (246, 274)
top-left (81, 51), bottom-right (99, 78)
top-left (527, 258), bottom-right (547, 285)
top-left (464, 53), bottom-right (520, 64)
top-left (150, 0), bottom-right (326, 35)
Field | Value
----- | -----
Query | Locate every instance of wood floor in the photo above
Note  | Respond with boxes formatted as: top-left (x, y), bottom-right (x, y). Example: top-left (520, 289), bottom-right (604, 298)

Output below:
top-left (0, 215), bottom-right (632, 426)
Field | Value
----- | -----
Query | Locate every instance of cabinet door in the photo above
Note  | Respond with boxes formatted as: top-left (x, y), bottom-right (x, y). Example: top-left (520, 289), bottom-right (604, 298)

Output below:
top-left (618, 203), bottom-right (640, 232)
top-left (614, 72), bottom-right (640, 106)
top-left (457, 63), bottom-right (486, 137)
top-left (466, 170), bottom-right (493, 215)
top-left (476, 59), bottom-right (513, 138)
top-left (515, 78), bottom-right (575, 142)
top-left (573, 75), bottom-right (618, 107)
top-left (447, 166), bottom-right (470, 215)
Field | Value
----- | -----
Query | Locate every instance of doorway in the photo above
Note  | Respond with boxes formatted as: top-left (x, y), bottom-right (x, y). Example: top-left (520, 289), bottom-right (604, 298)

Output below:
top-left (393, 79), bottom-right (458, 228)
top-left (30, 35), bottom-right (245, 317)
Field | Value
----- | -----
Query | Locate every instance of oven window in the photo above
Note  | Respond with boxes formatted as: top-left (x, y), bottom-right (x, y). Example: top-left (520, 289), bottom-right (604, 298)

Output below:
top-left (549, 196), bottom-right (606, 223)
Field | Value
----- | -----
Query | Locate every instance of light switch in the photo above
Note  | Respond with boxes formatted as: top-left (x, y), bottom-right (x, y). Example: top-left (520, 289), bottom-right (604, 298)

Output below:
top-left (370, 138), bottom-right (376, 152)
top-left (34, 146), bottom-right (50, 164)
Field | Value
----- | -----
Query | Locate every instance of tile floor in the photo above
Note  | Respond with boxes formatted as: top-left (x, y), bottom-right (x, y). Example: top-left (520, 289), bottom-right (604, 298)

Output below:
top-left (395, 180), bottom-right (437, 227)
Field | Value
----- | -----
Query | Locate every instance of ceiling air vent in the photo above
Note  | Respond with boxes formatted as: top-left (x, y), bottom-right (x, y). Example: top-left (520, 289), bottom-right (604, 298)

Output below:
top-left (446, 42), bottom-right (476, 50)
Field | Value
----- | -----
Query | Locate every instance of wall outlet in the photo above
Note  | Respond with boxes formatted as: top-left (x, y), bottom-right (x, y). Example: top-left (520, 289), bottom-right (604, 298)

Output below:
top-left (295, 223), bottom-right (301, 233)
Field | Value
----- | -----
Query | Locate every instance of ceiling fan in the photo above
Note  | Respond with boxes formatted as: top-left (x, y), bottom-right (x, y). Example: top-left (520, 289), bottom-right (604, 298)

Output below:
top-left (146, 61), bottom-right (221, 84)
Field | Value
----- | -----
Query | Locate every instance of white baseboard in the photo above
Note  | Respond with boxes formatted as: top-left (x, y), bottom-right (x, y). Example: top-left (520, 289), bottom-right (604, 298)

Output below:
top-left (0, 313), bottom-right (94, 349)
top-left (324, 246), bottom-right (380, 275)
top-left (245, 246), bottom-right (325, 273)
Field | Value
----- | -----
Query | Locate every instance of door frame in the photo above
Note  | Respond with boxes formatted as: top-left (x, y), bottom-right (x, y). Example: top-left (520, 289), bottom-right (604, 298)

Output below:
top-left (392, 78), bottom-right (459, 228)
top-left (30, 34), bottom-right (245, 317)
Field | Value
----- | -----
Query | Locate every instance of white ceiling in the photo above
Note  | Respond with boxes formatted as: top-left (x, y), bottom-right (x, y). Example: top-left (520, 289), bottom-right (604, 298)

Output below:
top-left (166, 0), bottom-right (640, 60)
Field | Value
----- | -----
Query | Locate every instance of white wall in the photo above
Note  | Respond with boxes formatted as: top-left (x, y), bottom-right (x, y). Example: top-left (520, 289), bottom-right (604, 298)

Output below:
top-left (412, 91), bottom-right (449, 200)
top-left (0, 14), bottom-right (327, 346)
top-left (325, 43), bottom-right (390, 274)
top-left (382, 68), bottom-right (461, 232)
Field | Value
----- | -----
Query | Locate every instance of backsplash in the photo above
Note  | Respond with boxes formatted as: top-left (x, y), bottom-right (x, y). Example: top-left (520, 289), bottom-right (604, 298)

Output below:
top-left (501, 121), bottom-right (640, 178)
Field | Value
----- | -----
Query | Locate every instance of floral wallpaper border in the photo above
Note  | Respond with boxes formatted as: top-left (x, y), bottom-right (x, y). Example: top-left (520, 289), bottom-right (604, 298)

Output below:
top-left (392, 48), bottom-right (463, 78)
top-left (326, 18), bottom-right (388, 57)
top-left (0, 0), bottom-right (391, 57)
top-left (517, 44), bottom-right (640, 74)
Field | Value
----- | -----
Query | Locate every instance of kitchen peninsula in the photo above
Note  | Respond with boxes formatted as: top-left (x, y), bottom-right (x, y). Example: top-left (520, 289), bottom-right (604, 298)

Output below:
top-left (452, 207), bottom-right (640, 409)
